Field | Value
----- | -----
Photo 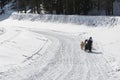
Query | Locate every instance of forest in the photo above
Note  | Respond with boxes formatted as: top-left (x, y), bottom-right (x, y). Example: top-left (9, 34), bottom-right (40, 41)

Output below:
top-left (1, 0), bottom-right (116, 15)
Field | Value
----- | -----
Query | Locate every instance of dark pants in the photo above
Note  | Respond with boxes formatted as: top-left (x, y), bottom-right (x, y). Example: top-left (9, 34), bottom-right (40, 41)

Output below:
top-left (85, 44), bottom-right (92, 52)
top-left (89, 46), bottom-right (92, 52)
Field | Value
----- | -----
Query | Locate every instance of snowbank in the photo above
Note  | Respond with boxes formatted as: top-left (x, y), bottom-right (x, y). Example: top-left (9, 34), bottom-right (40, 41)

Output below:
top-left (10, 13), bottom-right (119, 27)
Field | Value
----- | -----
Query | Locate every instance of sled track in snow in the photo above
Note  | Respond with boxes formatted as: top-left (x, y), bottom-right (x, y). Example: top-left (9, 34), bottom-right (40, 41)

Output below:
top-left (0, 29), bottom-right (116, 80)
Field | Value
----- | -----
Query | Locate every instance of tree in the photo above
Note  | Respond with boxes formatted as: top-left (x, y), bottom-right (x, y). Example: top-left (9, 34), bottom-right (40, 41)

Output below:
top-left (15, 0), bottom-right (116, 15)
top-left (105, 0), bottom-right (114, 15)
top-left (83, 0), bottom-right (92, 15)
top-left (56, 0), bottom-right (64, 14)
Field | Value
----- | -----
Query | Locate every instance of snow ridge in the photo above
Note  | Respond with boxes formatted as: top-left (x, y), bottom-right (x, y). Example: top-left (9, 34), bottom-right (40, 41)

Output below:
top-left (10, 13), bottom-right (119, 27)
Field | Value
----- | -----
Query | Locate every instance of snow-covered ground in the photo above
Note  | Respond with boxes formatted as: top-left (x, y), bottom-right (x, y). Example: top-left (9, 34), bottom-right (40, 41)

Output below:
top-left (0, 12), bottom-right (120, 80)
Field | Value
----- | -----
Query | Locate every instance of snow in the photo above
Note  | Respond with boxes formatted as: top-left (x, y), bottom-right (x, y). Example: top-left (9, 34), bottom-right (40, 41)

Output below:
top-left (10, 13), bottom-right (119, 27)
top-left (0, 12), bottom-right (120, 79)
top-left (0, 26), bottom-right (49, 72)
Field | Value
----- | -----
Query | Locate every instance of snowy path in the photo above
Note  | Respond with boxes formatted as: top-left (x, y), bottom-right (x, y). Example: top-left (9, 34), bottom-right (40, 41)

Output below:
top-left (0, 29), bottom-right (117, 80)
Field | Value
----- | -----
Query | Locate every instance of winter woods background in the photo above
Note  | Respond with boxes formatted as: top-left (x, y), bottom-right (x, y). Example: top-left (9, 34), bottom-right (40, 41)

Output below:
top-left (0, 0), bottom-right (120, 15)
top-left (0, 0), bottom-right (11, 9)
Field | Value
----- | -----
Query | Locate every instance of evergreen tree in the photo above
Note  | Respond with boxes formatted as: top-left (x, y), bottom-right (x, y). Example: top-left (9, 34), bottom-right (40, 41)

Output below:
top-left (56, 0), bottom-right (64, 14)
top-left (15, 0), bottom-right (116, 15)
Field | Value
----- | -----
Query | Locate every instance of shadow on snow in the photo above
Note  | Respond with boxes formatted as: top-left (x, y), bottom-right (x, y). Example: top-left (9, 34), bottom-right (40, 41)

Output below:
top-left (85, 50), bottom-right (102, 54)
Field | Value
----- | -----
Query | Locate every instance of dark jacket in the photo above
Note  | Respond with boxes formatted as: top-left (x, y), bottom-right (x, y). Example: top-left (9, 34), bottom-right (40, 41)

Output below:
top-left (87, 37), bottom-right (93, 51)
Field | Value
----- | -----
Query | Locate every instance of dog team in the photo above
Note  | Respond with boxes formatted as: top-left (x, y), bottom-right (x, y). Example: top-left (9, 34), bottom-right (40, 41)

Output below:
top-left (80, 37), bottom-right (93, 52)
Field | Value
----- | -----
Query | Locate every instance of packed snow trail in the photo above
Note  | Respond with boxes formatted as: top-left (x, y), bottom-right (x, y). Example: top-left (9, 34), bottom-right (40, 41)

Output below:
top-left (0, 29), bottom-right (117, 80)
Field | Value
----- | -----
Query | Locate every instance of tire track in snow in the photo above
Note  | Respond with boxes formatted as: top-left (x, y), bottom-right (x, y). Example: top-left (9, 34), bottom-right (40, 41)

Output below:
top-left (27, 30), bottom-right (88, 80)
top-left (31, 31), bottom-right (74, 80)
top-left (0, 30), bottom-right (116, 80)
top-left (34, 30), bottom-right (114, 80)
top-left (85, 52), bottom-right (114, 80)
